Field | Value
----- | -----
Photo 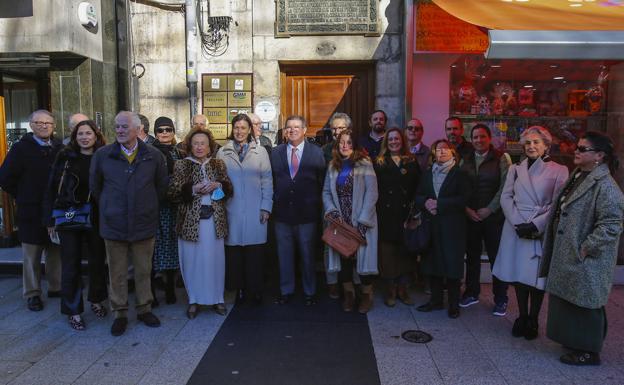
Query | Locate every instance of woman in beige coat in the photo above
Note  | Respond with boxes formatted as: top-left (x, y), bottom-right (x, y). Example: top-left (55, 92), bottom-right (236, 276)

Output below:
top-left (323, 130), bottom-right (378, 314)
top-left (540, 131), bottom-right (624, 366)
top-left (492, 126), bottom-right (568, 339)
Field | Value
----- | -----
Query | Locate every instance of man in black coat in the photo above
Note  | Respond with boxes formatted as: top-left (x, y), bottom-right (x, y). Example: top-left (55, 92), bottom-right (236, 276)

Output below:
top-left (90, 111), bottom-right (168, 336)
top-left (445, 116), bottom-right (474, 162)
top-left (460, 124), bottom-right (511, 316)
top-left (361, 110), bottom-right (387, 160)
top-left (0, 109), bottom-right (63, 311)
top-left (271, 115), bottom-right (326, 306)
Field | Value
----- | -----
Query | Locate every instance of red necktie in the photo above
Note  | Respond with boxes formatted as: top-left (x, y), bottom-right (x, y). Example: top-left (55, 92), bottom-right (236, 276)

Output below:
top-left (291, 147), bottom-right (299, 178)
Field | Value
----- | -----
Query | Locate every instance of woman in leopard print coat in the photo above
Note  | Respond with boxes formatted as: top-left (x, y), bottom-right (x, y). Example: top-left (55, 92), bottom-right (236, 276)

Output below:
top-left (169, 129), bottom-right (233, 318)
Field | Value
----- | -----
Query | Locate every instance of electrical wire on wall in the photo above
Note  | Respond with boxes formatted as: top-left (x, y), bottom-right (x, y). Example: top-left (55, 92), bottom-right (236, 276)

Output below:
top-left (197, 0), bottom-right (235, 57)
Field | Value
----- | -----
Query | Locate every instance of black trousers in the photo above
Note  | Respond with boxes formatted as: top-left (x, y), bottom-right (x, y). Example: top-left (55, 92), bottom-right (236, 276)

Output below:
top-left (58, 229), bottom-right (107, 315)
top-left (338, 257), bottom-right (373, 286)
top-left (225, 244), bottom-right (265, 296)
top-left (464, 216), bottom-right (509, 304)
top-left (430, 275), bottom-right (460, 309)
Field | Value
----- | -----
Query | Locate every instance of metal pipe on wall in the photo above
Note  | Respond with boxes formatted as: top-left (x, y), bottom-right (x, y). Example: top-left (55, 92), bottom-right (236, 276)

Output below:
top-left (185, 0), bottom-right (198, 120)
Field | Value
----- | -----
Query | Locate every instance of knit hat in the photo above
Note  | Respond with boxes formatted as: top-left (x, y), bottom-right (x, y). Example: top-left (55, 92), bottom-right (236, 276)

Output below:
top-left (154, 116), bottom-right (175, 132)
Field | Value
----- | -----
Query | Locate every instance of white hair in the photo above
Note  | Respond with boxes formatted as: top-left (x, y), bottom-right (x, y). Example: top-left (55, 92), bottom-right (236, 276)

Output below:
top-left (116, 111), bottom-right (141, 128)
top-left (28, 109), bottom-right (54, 122)
top-left (521, 125), bottom-right (552, 147)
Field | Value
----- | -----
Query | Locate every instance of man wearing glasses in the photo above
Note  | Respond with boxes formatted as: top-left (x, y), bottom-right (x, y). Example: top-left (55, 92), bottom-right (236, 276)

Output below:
top-left (0, 109), bottom-right (63, 311)
top-left (405, 119), bottom-right (430, 172)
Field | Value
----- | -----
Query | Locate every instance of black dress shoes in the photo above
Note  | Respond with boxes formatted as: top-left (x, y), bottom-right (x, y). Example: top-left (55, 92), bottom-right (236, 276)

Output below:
top-left (251, 294), bottom-right (263, 305)
top-left (275, 294), bottom-right (291, 305)
top-left (304, 296), bottom-right (316, 306)
top-left (111, 317), bottom-right (128, 336)
top-left (186, 304), bottom-right (200, 319)
top-left (448, 307), bottom-right (460, 319)
top-left (416, 302), bottom-right (444, 312)
top-left (27, 296), bottom-right (43, 311)
top-left (137, 312), bottom-right (161, 327)
top-left (47, 290), bottom-right (61, 298)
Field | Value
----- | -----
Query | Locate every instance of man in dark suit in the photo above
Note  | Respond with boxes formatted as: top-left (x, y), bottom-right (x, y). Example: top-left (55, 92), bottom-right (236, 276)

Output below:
top-left (271, 115), bottom-right (326, 306)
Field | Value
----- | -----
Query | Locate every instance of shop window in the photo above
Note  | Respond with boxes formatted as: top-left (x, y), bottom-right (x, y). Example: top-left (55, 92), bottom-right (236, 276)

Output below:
top-left (449, 55), bottom-right (621, 168)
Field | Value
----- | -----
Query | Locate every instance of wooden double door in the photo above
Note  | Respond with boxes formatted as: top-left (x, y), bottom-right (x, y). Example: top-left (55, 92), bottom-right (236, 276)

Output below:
top-left (280, 62), bottom-right (376, 139)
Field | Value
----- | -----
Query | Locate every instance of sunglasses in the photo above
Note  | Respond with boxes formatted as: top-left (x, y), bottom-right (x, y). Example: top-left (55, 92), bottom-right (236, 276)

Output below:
top-left (575, 145), bottom-right (597, 153)
top-left (155, 127), bottom-right (174, 134)
top-left (406, 126), bottom-right (422, 131)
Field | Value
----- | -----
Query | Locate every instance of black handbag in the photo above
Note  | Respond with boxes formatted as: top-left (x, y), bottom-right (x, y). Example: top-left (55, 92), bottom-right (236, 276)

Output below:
top-left (53, 203), bottom-right (92, 231)
top-left (52, 160), bottom-right (92, 231)
top-left (403, 210), bottom-right (431, 254)
top-left (199, 205), bottom-right (214, 219)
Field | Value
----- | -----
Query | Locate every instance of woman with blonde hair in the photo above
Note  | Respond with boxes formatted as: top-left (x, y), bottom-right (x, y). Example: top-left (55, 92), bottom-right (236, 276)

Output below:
top-left (373, 127), bottom-right (421, 306)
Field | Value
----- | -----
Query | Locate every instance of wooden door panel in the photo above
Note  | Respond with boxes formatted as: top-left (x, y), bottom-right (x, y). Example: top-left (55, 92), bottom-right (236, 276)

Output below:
top-left (305, 77), bottom-right (352, 131)
top-left (281, 63), bottom-right (375, 139)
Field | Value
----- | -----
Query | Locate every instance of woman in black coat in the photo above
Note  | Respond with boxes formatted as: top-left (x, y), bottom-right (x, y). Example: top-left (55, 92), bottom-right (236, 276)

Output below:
top-left (415, 139), bottom-right (470, 318)
top-left (44, 120), bottom-right (107, 330)
top-left (374, 128), bottom-right (421, 307)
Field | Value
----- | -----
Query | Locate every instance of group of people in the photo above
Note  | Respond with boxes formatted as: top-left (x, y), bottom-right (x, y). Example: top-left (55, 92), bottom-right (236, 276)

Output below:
top-left (0, 107), bottom-right (622, 367)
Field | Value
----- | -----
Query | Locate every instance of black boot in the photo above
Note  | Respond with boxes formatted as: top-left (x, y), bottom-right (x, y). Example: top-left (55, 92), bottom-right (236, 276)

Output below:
top-left (512, 317), bottom-right (528, 337)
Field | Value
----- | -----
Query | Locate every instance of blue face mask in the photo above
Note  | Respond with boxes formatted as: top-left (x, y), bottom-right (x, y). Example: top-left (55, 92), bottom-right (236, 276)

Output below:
top-left (211, 187), bottom-right (225, 201)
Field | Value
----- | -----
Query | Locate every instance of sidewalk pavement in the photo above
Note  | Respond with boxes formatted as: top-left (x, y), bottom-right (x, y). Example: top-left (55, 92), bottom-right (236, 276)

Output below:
top-left (0, 273), bottom-right (623, 385)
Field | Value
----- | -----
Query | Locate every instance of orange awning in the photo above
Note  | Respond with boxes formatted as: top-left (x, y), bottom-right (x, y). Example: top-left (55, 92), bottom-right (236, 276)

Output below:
top-left (431, 0), bottom-right (624, 31)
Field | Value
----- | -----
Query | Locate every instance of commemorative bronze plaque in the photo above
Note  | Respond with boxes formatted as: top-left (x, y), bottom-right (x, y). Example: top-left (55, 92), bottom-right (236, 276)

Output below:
top-left (276, 0), bottom-right (379, 37)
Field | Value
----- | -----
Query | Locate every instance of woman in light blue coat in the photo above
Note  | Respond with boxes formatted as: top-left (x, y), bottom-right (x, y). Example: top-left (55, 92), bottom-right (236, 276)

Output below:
top-left (216, 114), bottom-right (273, 305)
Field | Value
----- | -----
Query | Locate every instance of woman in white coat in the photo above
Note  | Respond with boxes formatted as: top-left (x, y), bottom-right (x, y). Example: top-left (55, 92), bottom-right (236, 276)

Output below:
top-left (216, 114), bottom-right (273, 305)
top-left (493, 126), bottom-right (568, 340)
top-left (323, 130), bottom-right (378, 314)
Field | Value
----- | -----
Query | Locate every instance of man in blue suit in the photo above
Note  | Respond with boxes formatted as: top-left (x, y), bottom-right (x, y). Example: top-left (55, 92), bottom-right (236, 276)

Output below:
top-left (271, 115), bottom-right (326, 305)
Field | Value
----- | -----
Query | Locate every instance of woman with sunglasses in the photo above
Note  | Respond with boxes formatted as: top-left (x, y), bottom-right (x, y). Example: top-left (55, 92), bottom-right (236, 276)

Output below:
top-left (44, 120), bottom-right (107, 330)
top-left (151, 116), bottom-right (186, 305)
top-left (493, 126), bottom-right (568, 340)
top-left (540, 131), bottom-right (624, 366)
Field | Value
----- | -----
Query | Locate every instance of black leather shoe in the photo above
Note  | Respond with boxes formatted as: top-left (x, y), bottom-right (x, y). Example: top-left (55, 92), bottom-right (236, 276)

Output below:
top-left (512, 317), bottom-right (528, 337)
top-left (448, 307), bottom-right (460, 319)
top-left (47, 290), bottom-right (61, 298)
top-left (27, 296), bottom-right (43, 311)
top-left (251, 294), bottom-right (263, 305)
top-left (235, 289), bottom-right (246, 305)
top-left (524, 318), bottom-right (538, 340)
top-left (304, 296), bottom-right (316, 306)
top-left (186, 304), bottom-right (200, 320)
top-left (275, 294), bottom-right (291, 305)
top-left (213, 303), bottom-right (227, 316)
top-left (137, 312), bottom-right (161, 327)
top-left (560, 351), bottom-right (601, 366)
top-left (111, 317), bottom-right (128, 336)
top-left (416, 302), bottom-right (444, 312)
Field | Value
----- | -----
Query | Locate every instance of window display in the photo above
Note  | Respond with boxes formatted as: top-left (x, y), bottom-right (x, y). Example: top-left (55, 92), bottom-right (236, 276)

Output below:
top-left (449, 55), bottom-right (619, 166)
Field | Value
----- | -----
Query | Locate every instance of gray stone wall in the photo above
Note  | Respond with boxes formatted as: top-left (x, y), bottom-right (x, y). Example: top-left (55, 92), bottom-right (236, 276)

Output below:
top-left (130, 0), bottom-right (405, 139)
top-left (0, 0), bottom-right (103, 62)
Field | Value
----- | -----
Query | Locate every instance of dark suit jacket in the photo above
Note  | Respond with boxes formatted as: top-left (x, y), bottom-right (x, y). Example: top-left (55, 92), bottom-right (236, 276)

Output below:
top-left (270, 142), bottom-right (326, 224)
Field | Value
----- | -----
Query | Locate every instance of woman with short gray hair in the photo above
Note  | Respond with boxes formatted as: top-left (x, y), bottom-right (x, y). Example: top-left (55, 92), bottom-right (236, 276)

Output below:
top-left (493, 125), bottom-right (568, 340)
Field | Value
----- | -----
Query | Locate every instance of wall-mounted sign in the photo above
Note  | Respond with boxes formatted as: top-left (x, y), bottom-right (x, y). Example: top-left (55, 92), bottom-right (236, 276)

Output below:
top-left (276, 0), bottom-right (379, 37)
top-left (202, 73), bottom-right (253, 140)
top-left (256, 101), bottom-right (277, 122)
top-left (415, 2), bottom-right (488, 54)
top-left (78, 2), bottom-right (97, 28)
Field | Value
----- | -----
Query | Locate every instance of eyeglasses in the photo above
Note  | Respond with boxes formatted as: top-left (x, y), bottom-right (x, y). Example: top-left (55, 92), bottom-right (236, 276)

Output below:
top-left (435, 147), bottom-right (450, 152)
top-left (406, 126), bottom-right (422, 131)
top-left (31, 121), bottom-right (54, 126)
top-left (155, 127), bottom-right (174, 134)
top-left (575, 145), bottom-right (597, 153)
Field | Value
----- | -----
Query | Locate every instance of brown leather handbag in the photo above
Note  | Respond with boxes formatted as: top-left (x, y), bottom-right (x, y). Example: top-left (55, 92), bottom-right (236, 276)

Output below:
top-left (322, 217), bottom-right (367, 258)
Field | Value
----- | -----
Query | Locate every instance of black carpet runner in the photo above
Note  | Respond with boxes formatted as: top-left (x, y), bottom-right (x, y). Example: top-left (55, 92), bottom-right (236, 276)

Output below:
top-left (187, 293), bottom-right (381, 385)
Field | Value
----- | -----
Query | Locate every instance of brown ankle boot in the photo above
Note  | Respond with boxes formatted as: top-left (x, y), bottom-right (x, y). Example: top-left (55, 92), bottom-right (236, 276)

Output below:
top-left (342, 282), bottom-right (355, 312)
top-left (359, 284), bottom-right (374, 314)
top-left (397, 284), bottom-right (414, 305)
top-left (384, 284), bottom-right (397, 307)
